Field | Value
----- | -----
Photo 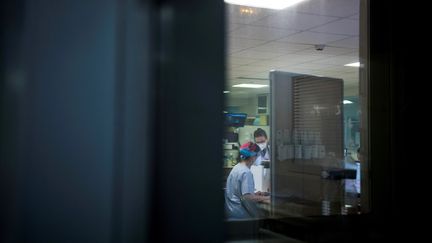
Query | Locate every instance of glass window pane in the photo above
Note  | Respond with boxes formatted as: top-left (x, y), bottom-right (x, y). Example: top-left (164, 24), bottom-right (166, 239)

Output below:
top-left (223, 0), bottom-right (367, 229)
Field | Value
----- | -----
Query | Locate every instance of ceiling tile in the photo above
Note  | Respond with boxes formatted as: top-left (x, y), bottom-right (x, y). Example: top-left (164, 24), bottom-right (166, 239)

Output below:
top-left (228, 37), bottom-right (267, 50)
top-left (229, 25), bottom-right (297, 41)
top-left (310, 19), bottom-right (359, 36)
top-left (231, 50), bottom-right (284, 59)
top-left (289, 63), bottom-right (337, 71)
top-left (229, 57), bottom-right (261, 65)
top-left (295, 46), bottom-right (355, 56)
top-left (328, 37), bottom-right (359, 48)
top-left (250, 41), bottom-right (311, 53)
top-left (226, 0), bottom-right (361, 90)
top-left (226, 4), bottom-right (274, 24)
top-left (253, 12), bottom-right (338, 31)
top-left (234, 64), bottom-right (274, 72)
top-left (272, 54), bottom-right (324, 63)
top-left (311, 55), bottom-right (358, 66)
top-left (245, 72), bottom-right (271, 79)
top-left (294, 0), bottom-right (360, 18)
top-left (227, 23), bottom-right (244, 32)
top-left (278, 31), bottom-right (349, 45)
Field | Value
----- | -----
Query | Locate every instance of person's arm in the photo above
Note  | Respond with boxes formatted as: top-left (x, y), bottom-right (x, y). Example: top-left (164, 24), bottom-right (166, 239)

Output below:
top-left (243, 193), bottom-right (270, 204)
top-left (255, 191), bottom-right (270, 196)
top-left (240, 171), bottom-right (267, 202)
top-left (240, 171), bottom-right (271, 204)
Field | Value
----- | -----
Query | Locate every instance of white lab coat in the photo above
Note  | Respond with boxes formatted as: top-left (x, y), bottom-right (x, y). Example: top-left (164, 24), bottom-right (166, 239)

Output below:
top-left (254, 145), bottom-right (270, 166)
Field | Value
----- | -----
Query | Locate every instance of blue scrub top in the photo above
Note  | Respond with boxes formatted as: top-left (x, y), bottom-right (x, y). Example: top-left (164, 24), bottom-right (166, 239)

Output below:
top-left (225, 163), bottom-right (255, 220)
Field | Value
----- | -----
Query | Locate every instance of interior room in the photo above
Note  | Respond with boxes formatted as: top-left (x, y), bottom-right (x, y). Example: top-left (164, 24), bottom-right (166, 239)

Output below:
top-left (223, 0), bottom-right (363, 222)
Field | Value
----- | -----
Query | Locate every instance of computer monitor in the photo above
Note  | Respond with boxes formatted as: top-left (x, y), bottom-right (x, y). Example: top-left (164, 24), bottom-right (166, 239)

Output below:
top-left (224, 113), bottom-right (247, 128)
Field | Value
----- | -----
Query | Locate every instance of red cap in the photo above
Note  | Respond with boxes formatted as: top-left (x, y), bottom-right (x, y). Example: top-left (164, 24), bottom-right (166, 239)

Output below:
top-left (239, 142), bottom-right (260, 158)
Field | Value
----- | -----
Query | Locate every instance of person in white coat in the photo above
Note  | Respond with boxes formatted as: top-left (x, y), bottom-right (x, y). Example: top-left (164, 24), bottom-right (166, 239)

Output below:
top-left (253, 128), bottom-right (270, 166)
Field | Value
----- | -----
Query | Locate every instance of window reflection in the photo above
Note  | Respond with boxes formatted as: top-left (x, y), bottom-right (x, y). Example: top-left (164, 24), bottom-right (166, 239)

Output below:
top-left (224, 0), bottom-right (364, 223)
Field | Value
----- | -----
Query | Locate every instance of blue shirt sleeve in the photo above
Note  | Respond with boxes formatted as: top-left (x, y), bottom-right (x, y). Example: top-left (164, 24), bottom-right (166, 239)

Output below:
top-left (241, 171), bottom-right (255, 195)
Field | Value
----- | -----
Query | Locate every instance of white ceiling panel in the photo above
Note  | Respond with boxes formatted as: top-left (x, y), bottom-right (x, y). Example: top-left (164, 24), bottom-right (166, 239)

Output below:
top-left (244, 72), bottom-right (271, 79)
top-left (311, 55), bottom-right (358, 66)
top-left (310, 19), bottom-right (359, 36)
top-left (339, 51), bottom-right (359, 58)
top-left (253, 12), bottom-right (338, 31)
top-left (229, 57), bottom-right (262, 65)
top-left (251, 59), bottom-right (312, 68)
top-left (229, 25), bottom-right (297, 41)
top-left (231, 50), bottom-right (284, 59)
top-left (288, 63), bottom-right (338, 71)
top-left (235, 61), bottom-right (281, 68)
top-left (250, 41), bottom-right (311, 53)
top-left (225, 0), bottom-right (361, 98)
top-left (227, 23), bottom-right (244, 31)
top-left (234, 64), bottom-right (275, 72)
top-left (272, 53), bottom-right (325, 63)
top-left (228, 46), bottom-right (247, 54)
top-left (291, 50), bottom-right (347, 59)
top-left (278, 31), bottom-right (349, 45)
top-left (294, 0), bottom-right (359, 18)
top-left (330, 66), bottom-right (358, 73)
top-left (294, 46), bottom-right (354, 56)
top-left (227, 68), bottom-right (257, 75)
top-left (227, 70), bottom-right (258, 79)
top-left (228, 37), bottom-right (267, 49)
top-left (227, 5), bottom-right (274, 24)
top-left (328, 37), bottom-right (359, 48)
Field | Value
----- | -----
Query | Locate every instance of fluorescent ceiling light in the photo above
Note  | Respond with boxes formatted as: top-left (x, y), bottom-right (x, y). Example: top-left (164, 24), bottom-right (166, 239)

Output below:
top-left (343, 100), bottom-right (353, 104)
top-left (224, 0), bottom-right (306, 10)
top-left (233, 83), bottom-right (269, 88)
top-left (223, 90), bottom-right (231, 93)
top-left (344, 62), bottom-right (360, 67)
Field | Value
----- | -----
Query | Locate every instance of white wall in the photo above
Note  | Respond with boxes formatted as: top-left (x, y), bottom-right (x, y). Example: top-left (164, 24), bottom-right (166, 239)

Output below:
top-left (226, 93), bottom-right (269, 117)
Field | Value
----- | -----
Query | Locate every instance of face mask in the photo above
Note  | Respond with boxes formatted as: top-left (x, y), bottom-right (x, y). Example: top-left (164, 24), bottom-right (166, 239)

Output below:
top-left (257, 142), bottom-right (267, 150)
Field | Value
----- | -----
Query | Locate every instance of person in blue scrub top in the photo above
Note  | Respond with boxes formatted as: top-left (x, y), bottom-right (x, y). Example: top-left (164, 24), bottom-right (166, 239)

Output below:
top-left (225, 142), bottom-right (270, 220)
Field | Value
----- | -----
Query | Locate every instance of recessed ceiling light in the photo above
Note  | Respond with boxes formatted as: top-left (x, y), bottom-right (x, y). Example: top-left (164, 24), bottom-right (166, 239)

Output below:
top-left (240, 7), bottom-right (255, 15)
top-left (343, 100), bottom-right (353, 104)
top-left (233, 83), bottom-right (269, 88)
top-left (224, 0), bottom-right (306, 10)
top-left (344, 62), bottom-right (360, 67)
top-left (223, 90), bottom-right (231, 93)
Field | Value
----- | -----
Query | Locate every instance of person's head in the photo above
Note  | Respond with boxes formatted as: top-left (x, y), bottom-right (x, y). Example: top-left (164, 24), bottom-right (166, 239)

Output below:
top-left (239, 142), bottom-right (261, 167)
top-left (254, 128), bottom-right (268, 150)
